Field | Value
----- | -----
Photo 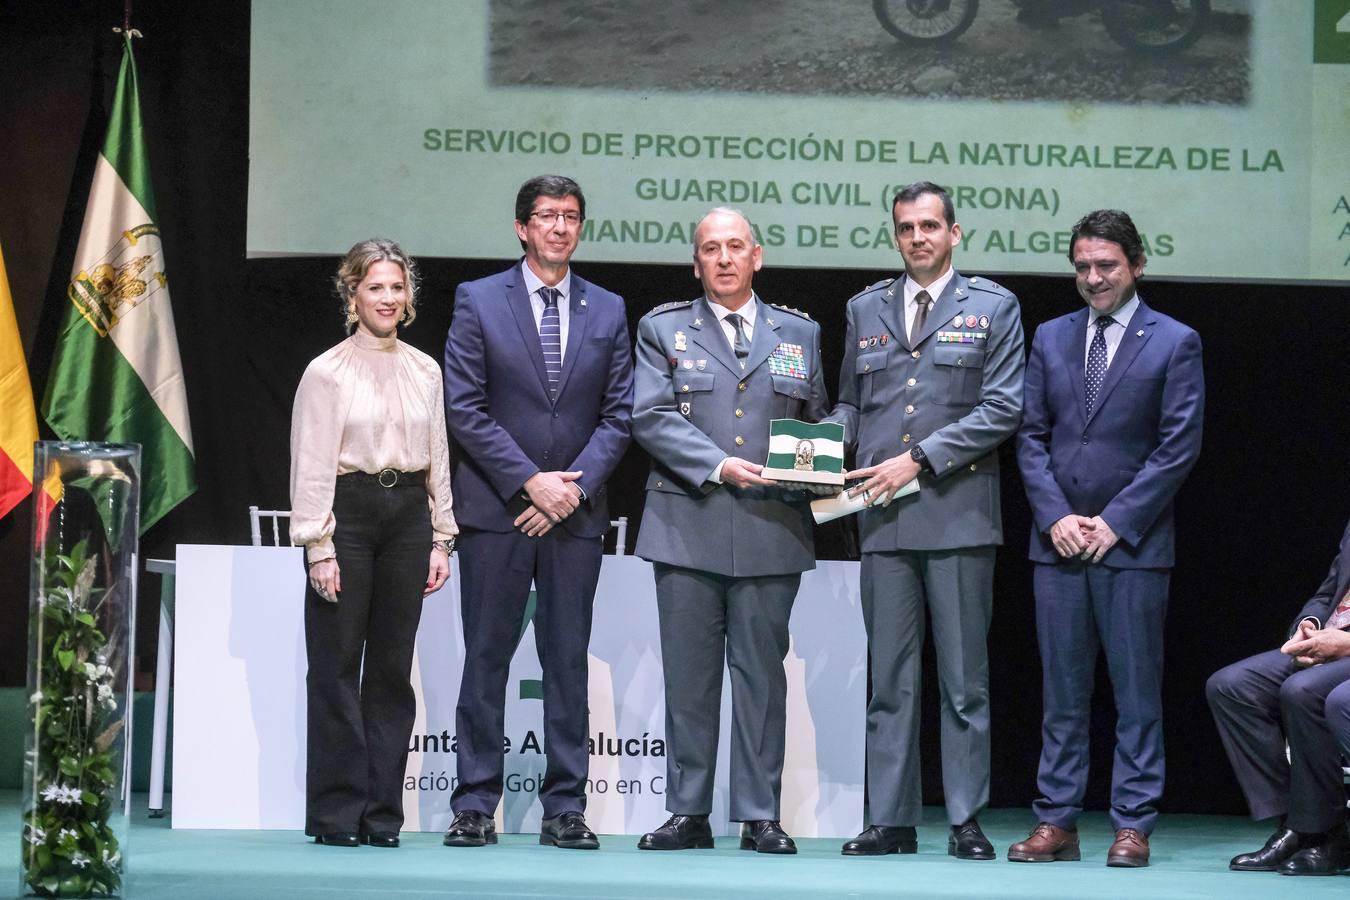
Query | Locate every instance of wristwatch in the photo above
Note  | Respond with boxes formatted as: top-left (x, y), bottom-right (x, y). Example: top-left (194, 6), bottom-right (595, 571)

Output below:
top-left (909, 445), bottom-right (929, 471)
top-left (432, 538), bottom-right (456, 554)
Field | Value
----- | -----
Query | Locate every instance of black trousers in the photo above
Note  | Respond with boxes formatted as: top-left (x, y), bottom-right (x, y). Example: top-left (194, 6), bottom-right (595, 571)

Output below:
top-left (304, 473), bottom-right (431, 836)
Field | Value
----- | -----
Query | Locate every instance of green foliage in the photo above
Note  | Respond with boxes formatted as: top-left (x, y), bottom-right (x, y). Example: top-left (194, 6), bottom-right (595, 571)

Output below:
top-left (22, 539), bottom-right (124, 898)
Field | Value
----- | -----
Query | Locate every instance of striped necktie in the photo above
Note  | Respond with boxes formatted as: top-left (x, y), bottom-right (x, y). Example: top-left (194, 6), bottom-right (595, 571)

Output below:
top-left (539, 286), bottom-right (562, 399)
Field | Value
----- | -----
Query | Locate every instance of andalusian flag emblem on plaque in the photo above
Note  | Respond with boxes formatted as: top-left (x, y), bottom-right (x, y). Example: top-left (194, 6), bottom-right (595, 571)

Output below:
top-left (762, 419), bottom-right (845, 485)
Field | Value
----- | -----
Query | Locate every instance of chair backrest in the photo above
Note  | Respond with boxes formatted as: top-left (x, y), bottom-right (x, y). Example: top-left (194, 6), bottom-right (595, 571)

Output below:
top-left (249, 506), bottom-right (293, 546)
top-left (607, 516), bottom-right (628, 556)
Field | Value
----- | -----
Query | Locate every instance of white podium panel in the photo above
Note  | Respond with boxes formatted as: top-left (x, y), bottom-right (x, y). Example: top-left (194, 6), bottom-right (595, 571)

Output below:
top-left (172, 545), bottom-right (864, 836)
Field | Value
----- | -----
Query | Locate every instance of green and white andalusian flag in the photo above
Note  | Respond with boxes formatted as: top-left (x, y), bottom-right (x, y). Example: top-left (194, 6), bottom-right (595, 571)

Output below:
top-left (42, 37), bottom-right (195, 533)
top-left (762, 419), bottom-right (845, 485)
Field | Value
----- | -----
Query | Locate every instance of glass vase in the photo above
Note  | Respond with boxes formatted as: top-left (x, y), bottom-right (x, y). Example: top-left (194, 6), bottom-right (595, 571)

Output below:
top-left (21, 442), bottom-right (141, 898)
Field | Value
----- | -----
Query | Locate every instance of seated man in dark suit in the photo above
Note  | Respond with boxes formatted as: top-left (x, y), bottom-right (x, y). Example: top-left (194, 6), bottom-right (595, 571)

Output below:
top-left (1207, 516), bottom-right (1350, 876)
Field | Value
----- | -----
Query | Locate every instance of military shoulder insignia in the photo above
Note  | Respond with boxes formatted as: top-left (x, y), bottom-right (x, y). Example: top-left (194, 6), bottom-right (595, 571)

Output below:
top-left (847, 278), bottom-right (895, 306)
top-left (769, 303), bottom-right (812, 321)
top-left (966, 276), bottom-right (1011, 296)
top-left (648, 299), bottom-right (695, 316)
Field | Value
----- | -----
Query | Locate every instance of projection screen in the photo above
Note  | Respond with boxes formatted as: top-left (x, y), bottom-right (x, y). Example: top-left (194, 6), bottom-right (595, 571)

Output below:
top-left (248, 0), bottom-right (1350, 282)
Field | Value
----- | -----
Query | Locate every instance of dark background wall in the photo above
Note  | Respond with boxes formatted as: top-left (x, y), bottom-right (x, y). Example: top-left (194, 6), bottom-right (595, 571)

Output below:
top-left (2, 1), bottom-right (1347, 818)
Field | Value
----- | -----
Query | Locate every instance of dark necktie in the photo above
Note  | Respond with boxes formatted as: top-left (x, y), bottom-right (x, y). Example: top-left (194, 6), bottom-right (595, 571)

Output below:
top-left (539, 287), bottom-right (562, 399)
top-left (725, 312), bottom-right (749, 368)
top-left (1327, 584), bottom-right (1350, 631)
top-left (909, 290), bottom-right (931, 345)
top-left (1085, 315), bottom-right (1114, 416)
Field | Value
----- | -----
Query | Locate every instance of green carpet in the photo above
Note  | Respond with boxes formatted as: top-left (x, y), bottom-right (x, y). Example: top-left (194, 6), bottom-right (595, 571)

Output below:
top-left (1, 793), bottom-right (1344, 898)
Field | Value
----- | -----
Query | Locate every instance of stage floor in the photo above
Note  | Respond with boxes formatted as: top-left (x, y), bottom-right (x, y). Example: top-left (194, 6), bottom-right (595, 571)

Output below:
top-left (2, 792), bottom-right (1344, 898)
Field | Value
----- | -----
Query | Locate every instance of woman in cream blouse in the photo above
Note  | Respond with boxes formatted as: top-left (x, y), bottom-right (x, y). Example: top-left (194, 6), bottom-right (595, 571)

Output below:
top-left (289, 239), bottom-right (457, 848)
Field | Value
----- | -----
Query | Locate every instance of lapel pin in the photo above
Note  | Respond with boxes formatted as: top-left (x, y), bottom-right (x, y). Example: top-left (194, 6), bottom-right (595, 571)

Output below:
top-left (1136, 329), bottom-right (1144, 337)
top-left (955, 287), bottom-right (964, 296)
top-left (693, 318), bottom-right (703, 327)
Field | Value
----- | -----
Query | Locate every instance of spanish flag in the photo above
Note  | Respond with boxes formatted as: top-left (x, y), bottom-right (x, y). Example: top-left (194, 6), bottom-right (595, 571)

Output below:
top-left (0, 241), bottom-right (40, 520)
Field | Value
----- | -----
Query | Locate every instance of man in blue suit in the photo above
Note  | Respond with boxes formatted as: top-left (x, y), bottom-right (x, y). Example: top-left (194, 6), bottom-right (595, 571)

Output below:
top-left (1207, 518), bottom-right (1350, 876)
top-left (1009, 209), bottom-right (1204, 868)
top-left (442, 175), bottom-right (634, 850)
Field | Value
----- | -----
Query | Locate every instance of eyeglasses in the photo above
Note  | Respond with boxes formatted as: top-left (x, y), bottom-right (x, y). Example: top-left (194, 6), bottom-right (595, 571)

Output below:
top-left (529, 210), bottom-right (582, 226)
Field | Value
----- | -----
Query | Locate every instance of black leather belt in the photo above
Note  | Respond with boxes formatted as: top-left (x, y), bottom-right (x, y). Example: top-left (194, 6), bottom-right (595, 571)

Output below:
top-left (339, 468), bottom-right (426, 488)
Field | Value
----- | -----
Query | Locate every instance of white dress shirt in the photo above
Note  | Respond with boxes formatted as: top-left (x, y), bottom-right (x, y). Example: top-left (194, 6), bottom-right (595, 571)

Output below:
top-left (522, 263), bottom-right (572, 364)
top-left (709, 293), bottom-right (758, 357)
top-left (706, 294), bottom-right (760, 483)
top-left (1085, 294), bottom-right (1140, 370)
top-left (903, 266), bottom-right (956, 339)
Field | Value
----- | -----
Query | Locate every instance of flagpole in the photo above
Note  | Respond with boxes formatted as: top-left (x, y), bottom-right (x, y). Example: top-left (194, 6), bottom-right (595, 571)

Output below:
top-left (114, 0), bottom-right (142, 39)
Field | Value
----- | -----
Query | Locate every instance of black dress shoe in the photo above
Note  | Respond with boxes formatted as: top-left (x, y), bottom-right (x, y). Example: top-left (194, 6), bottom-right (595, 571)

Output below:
top-left (442, 810), bottom-right (497, 847)
top-left (638, 814), bottom-right (714, 850)
top-left (313, 832), bottom-right (360, 847)
top-left (1230, 826), bottom-right (1307, 871)
top-left (739, 820), bottom-right (797, 855)
top-left (361, 831), bottom-right (400, 848)
top-left (540, 811), bottom-right (600, 850)
top-left (841, 825), bottom-right (918, 856)
top-left (1279, 826), bottom-right (1350, 876)
top-left (949, 819), bottom-right (995, 860)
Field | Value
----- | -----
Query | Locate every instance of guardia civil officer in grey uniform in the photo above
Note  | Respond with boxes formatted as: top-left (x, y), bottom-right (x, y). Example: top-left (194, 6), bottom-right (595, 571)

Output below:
top-left (831, 181), bottom-right (1025, 860)
top-left (632, 207), bottom-right (829, 855)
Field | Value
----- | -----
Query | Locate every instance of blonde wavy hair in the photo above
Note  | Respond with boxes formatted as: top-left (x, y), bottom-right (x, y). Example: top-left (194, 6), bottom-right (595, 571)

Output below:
top-left (334, 238), bottom-right (421, 332)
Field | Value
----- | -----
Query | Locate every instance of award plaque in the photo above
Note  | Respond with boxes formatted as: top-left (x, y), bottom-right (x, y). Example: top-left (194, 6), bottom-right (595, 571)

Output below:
top-left (760, 419), bottom-right (845, 486)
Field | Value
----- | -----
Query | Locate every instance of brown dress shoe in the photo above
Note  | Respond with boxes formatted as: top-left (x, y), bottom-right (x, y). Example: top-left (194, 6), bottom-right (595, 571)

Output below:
top-left (1007, 823), bottom-right (1080, 862)
top-left (1107, 828), bottom-right (1150, 867)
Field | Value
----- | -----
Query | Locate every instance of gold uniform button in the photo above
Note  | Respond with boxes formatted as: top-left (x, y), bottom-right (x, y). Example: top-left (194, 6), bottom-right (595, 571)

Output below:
top-left (902, 434), bottom-right (911, 443)
top-left (735, 409), bottom-right (744, 418)
top-left (738, 382), bottom-right (747, 391)
top-left (907, 377), bottom-right (917, 387)
top-left (681, 385), bottom-right (690, 392)
top-left (735, 436), bottom-right (745, 446)
top-left (904, 404), bottom-right (915, 414)
top-left (911, 350), bottom-right (921, 359)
